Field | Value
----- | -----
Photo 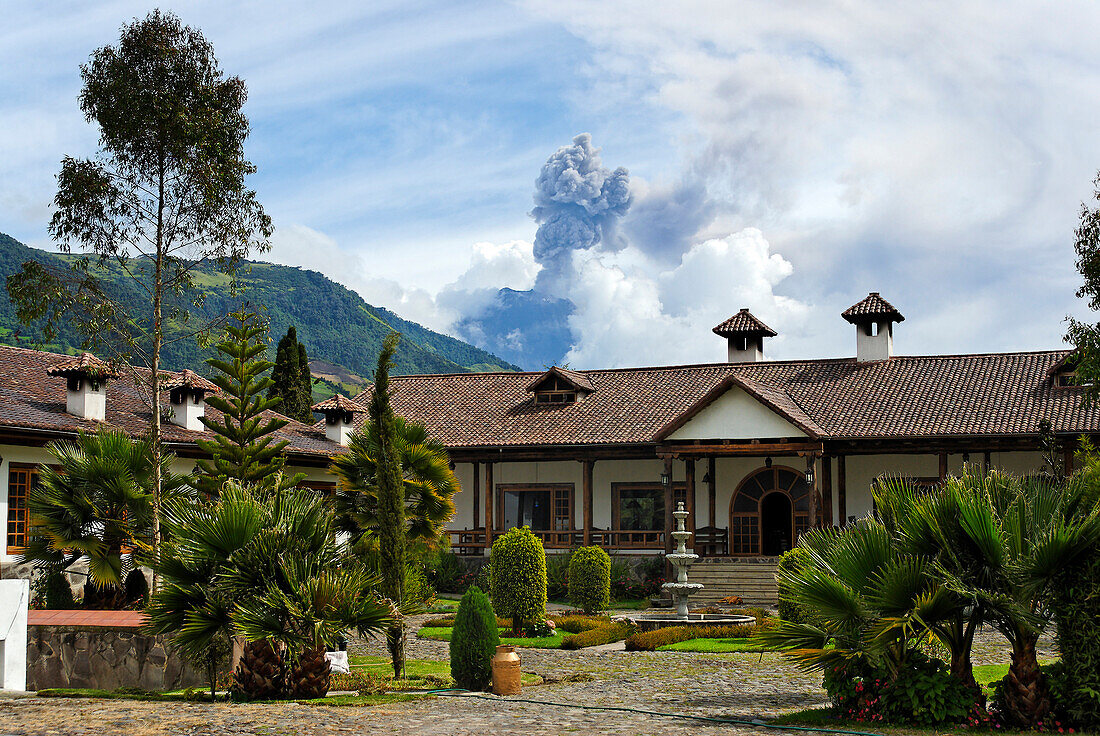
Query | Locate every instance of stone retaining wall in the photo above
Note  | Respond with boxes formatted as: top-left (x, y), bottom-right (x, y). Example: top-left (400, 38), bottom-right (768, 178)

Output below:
top-left (26, 624), bottom-right (203, 691)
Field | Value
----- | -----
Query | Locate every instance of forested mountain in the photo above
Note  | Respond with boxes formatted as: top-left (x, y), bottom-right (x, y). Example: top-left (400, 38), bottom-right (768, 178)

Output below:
top-left (0, 232), bottom-right (520, 384)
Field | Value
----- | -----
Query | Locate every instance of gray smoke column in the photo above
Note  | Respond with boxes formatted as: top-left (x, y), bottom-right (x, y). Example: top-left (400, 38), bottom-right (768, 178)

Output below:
top-left (531, 133), bottom-right (631, 293)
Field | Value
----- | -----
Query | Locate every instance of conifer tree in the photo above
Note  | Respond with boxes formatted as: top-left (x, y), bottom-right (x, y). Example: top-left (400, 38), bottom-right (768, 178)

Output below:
top-left (371, 332), bottom-right (407, 678)
top-left (268, 326), bottom-right (314, 423)
top-left (195, 309), bottom-right (304, 496)
top-left (297, 342), bottom-right (313, 419)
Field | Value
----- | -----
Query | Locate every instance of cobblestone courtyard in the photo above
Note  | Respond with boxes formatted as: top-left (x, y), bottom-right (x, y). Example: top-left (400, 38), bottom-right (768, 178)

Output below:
top-left (0, 617), bottom-right (1054, 736)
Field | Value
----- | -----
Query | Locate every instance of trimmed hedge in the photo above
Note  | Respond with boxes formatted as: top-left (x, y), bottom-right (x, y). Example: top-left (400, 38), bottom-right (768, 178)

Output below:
top-left (490, 527), bottom-right (547, 635)
top-left (568, 546), bottom-right (611, 614)
top-left (422, 614), bottom-right (510, 629)
top-left (1048, 549), bottom-right (1100, 730)
top-left (625, 623), bottom-right (757, 651)
top-left (560, 622), bottom-right (635, 650)
top-left (776, 547), bottom-right (811, 623)
top-left (552, 614), bottom-right (609, 634)
top-left (449, 586), bottom-right (500, 691)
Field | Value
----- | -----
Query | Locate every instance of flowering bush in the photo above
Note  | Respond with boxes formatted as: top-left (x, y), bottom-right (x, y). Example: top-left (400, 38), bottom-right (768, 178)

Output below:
top-left (523, 618), bottom-right (556, 638)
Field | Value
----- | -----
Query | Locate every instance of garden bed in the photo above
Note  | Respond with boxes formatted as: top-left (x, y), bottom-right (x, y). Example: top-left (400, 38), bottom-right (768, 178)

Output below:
top-left (656, 637), bottom-right (770, 653)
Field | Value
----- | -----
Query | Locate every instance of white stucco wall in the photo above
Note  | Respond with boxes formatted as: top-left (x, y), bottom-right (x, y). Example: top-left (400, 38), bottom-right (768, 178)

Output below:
top-left (667, 387), bottom-right (808, 440)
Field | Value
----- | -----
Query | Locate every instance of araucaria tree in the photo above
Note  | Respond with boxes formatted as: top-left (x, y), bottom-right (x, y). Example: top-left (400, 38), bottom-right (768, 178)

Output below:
top-left (268, 325), bottom-right (314, 423)
top-left (195, 309), bottom-right (304, 496)
top-left (6, 11), bottom-right (272, 560)
top-left (369, 333), bottom-right (408, 678)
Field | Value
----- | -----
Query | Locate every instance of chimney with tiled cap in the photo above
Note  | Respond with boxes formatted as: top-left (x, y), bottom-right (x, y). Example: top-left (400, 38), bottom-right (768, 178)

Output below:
top-left (162, 370), bottom-right (219, 431)
top-left (842, 292), bottom-right (904, 363)
top-left (712, 309), bottom-right (777, 363)
top-left (46, 353), bottom-right (119, 421)
top-left (311, 395), bottom-right (369, 445)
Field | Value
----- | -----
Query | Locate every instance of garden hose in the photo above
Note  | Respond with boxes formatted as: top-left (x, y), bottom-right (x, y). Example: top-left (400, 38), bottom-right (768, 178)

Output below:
top-left (419, 688), bottom-right (885, 736)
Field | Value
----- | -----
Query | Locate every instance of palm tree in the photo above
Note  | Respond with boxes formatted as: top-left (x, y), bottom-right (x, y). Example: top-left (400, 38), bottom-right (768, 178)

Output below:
top-left (146, 481), bottom-right (393, 699)
top-left (19, 428), bottom-right (185, 608)
top-left (331, 415), bottom-right (458, 546)
top-left (920, 468), bottom-right (1100, 727)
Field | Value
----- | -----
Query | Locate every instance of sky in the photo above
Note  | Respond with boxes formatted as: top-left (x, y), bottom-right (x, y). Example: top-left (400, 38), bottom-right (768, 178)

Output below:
top-left (2, 1), bottom-right (1100, 370)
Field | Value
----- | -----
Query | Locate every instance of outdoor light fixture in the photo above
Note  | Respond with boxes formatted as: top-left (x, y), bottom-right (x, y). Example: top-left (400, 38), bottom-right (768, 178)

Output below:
top-left (701, 471), bottom-right (711, 484)
top-left (805, 458), bottom-right (815, 485)
top-left (962, 453), bottom-right (970, 463)
top-left (765, 456), bottom-right (773, 468)
top-left (660, 470), bottom-right (671, 488)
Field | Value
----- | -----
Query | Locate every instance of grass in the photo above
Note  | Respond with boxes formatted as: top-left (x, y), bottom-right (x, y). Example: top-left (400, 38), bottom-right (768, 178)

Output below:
top-left (656, 637), bottom-right (770, 653)
top-left (417, 626), bottom-right (565, 649)
top-left (609, 599), bottom-right (649, 610)
top-left (426, 598), bottom-right (461, 613)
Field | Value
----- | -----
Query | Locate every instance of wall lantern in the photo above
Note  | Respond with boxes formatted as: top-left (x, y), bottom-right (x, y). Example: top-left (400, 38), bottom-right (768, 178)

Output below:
top-left (765, 456), bottom-right (773, 468)
top-left (701, 471), bottom-right (712, 484)
top-left (805, 458), bottom-right (815, 485)
top-left (660, 470), bottom-right (671, 488)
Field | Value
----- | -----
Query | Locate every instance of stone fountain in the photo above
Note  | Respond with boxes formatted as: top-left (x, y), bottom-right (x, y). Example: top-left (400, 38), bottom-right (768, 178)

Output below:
top-left (628, 501), bottom-right (755, 632)
top-left (663, 502), bottom-right (703, 620)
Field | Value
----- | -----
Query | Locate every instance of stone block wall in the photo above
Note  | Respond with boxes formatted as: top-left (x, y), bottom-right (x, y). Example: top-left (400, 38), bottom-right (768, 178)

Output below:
top-left (26, 625), bottom-right (203, 691)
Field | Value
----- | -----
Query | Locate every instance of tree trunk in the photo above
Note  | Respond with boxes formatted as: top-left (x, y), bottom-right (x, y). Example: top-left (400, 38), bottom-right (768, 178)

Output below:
top-left (1002, 633), bottom-right (1051, 726)
top-left (150, 162), bottom-right (165, 590)
top-left (512, 617), bottom-right (523, 637)
top-left (289, 644), bottom-right (331, 699)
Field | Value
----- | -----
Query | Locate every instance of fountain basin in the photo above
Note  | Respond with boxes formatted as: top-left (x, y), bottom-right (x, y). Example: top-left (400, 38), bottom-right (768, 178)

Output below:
top-left (628, 612), bottom-right (755, 632)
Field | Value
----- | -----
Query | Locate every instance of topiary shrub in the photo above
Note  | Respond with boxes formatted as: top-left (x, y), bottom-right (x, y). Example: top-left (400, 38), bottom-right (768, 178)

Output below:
top-left (552, 614), bottom-right (609, 634)
top-left (624, 623), bottom-right (757, 651)
top-left (490, 527), bottom-right (547, 636)
top-left (32, 569), bottom-right (75, 610)
top-left (449, 586), bottom-right (499, 691)
top-left (1047, 548), bottom-right (1100, 730)
top-left (124, 570), bottom-right (149, 607)
top-left (776, 547), bottom-right (812, 623)
top-left (568, 546), bottom-right (611, 614)
top-left (560, 621), bottom-right (634, 650)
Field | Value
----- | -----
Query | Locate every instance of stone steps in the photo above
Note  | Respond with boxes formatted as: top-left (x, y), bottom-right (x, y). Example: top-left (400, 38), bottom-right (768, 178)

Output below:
top-left (680, 558), bottom-right (780, 606)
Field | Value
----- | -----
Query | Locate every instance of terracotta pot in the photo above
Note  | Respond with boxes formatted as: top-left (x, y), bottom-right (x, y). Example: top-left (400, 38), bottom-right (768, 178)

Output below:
top-left (491, 644), bottom-right (522, 695)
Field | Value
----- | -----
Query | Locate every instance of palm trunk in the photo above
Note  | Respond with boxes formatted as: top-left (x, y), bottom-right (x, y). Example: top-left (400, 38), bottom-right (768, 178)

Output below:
top-left (289, 644), bottom-right (331, 699)
top-left (1002, 632), bottom-right (1051, 726)
top-left (949, 614), bottom-right (979, 692)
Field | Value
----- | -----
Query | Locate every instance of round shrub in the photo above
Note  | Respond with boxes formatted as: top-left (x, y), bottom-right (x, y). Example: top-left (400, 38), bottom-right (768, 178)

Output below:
top-left (490, 527), bottom-right (547, 635)
top-left (33, 569), bottom-right (75, 610)
top-left (568, 546), bottom-right (611, 613)
top-left (449, 586), bottom-right (500, 691)
top-left (124, 569), bottom-right (149, 606)
top-left (776, 547), bottom-right (811, 623)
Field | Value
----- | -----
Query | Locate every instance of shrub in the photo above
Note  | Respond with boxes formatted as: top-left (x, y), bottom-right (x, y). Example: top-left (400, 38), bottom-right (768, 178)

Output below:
top-left (568, 546), bottom-right (611, 613)
top-left (776, 547), bottom-right (811, 623)
top-left (124, 570), bottom-right (149, 607)
top-left (625, 623), bottom-right (757, 651)
top-left (449, 586), bottom-right (499, 691)
top-left (1047, 548), bottom-right (1100, 730)
top-left (610, 557), bottom-right (664, 601)
top-left (824, 654), bottom-right (977, 726)
top-left (545, 551), bottom-right (571, 602)
top-left (427, 552), bottom-right (467, 594)
top-left (32, 569), bottom-right (75, 610)
top-left (523, 619), bottom-right (555, 638)
top-left (405, 564), bottom-right (436, 610)
top-left (552, 614), bottom-right (608, 634)
top-left (490, 527), bottom-right (547, 635)
top-left (561, 622), bottom-right (634, 650)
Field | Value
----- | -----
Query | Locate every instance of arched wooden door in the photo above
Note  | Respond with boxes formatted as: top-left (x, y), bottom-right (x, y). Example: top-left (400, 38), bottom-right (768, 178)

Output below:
top-left (728, 466), bottom-right (810, 555)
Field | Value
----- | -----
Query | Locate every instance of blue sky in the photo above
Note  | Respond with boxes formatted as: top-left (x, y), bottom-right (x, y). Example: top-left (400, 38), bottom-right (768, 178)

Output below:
top-left (3, 1), bottom-right (1100, 369)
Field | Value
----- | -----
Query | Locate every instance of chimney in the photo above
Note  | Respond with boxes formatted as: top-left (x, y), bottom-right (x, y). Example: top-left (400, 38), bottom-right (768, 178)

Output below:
top-left (311, 395), bottom-right (369, 446)
top-left (46, 353), bottom-right (118, 422)
top-left (162, 370), bottom-right (219, 431)
top-left (712, 309), bottom-right (777, 363)
top-left (842, 292), bottom-right (905, 363)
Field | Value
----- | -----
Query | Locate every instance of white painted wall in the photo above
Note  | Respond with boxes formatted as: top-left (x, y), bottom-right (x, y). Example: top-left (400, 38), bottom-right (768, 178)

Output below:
top-left (65, 382), bottom-right (106, 422)
top-left (668, 386), bottom-right (807, 440)
top-left (855, 321), bottom-right (893, 362)
top-left (0, 579), bottom-right (28, 691)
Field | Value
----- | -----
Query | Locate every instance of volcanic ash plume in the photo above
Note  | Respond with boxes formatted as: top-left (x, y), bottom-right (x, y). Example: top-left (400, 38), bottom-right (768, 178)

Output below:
top-left (531, 133), bottom-right (632, 293)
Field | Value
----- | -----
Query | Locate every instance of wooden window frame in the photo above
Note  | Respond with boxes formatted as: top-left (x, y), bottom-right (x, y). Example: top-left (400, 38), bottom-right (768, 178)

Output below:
top-left (495, 483), bottom-right (575, 532)
top-left (611, 482), bottom-right (687, 532)
top-left (728, 465), bottom-right (810, 556)
top-left (7, 463), bottom-right (41, 554)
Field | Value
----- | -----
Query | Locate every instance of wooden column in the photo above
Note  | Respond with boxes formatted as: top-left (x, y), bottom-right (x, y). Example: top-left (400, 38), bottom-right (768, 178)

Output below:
top-left (983, 451), bottom-right (991, 474)
top-left (821, 456), bottom-right (833, 527)
top-left (582, 460), bottom-right (594, 546)
top-left (472, 462), bottom-right (480, 530)
top-left (837, 455), bottom-right (847, 524)
top-left (707, 457), bottom-right (717, 528)
top-left (939, 452), bottom-right (948, 482)
top-left (685, 457), bottom-right (696, 534)
top-left (663, 457), bottom-right (674, 555)
top-left (484, 462), bottom-right (494, 546)
top-left (1064, 444), bottom-right (1075, 476)
top-left (807, 456), bottom-right (818, 529)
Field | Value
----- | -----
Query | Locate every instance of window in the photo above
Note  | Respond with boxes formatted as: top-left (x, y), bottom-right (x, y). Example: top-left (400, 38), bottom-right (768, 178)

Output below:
top-left (535, 391), bottom-right (576, 404)
top-left (7, 464), bottom-right (40, 553)
top-left (497, 484), bottom-right (573, 532)
top-left (612, 483), bottom-right (689, 531)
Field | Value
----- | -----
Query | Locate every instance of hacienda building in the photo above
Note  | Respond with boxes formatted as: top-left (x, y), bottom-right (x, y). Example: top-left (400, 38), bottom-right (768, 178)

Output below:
top-left (0, 292), bottom-right (1097, 601)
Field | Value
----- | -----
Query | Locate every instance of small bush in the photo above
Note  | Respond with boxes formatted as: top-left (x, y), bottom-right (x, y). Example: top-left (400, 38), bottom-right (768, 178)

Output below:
top-left (490, 527), bottom-right (547, 635)
top-left (426, 552), bottom-right (467, 594)
top-left (405, 564), bottom-right (436, 610)
top-left (545, 551), bottom-right (572, 602)
top-left (124, 570), bottom-right (149, 607)
top-left (776, 547), bottom-right (812, 623)
top-left (32, 569), bottom-right (75, 610)
top-left (568, 546), bottom-right (611, 614)
top-left (523, 619), bottom-right (555, 638)
top-left (449, 586), bottom-right (500, 691)
top-left (625, 624), bottom-right (757, 651)
top-left (1048, 548), bottom-right (1100, 730)
top-left (552, 614), bottom-right (609, 634)
top-left (561, 622), bottom-right (634, 650)
top-left (823, 654), bottom-right (977, 726)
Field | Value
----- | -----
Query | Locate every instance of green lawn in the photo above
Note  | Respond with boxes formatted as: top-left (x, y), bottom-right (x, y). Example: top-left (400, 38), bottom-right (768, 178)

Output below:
top-left (657, 637), bottom-right (769, 653)
top-left (349, 654), bottom-right (541, 687)
top-left (426, 598), bottom-right (461, 613)
top-left (417, 626), bottom-right (565, 649)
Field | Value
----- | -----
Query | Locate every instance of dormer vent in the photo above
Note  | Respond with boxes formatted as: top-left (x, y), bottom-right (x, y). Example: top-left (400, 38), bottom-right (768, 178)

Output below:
top-left (162, 370), bottom-right (219, 431)
top-left (843, 292), bottom-right (904, 363)
top-left (712, 309), bottom-right (777, 363)
top-left (526, 366), bottom-right (594, 405)
top-left (46, 353), bottom-right (118, 421)
top-left (311, 395), bottom-right (369, 445)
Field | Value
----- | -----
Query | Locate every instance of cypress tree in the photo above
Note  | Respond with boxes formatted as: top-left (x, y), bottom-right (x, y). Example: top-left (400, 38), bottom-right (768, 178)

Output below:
top-left (450, 586), bottom-right (499, 691)
top-left (372, 332), bottom-right (407, 678)
top-left (268, 326), bottom-right (313, 423)
top-left (297, 342), bottom-right (313, 421)
top-left (195, 310), bottom-right (305, 496)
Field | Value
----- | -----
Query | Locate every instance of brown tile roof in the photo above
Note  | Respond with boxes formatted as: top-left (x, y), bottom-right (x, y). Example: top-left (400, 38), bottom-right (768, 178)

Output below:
top-left (160, 369), bottom-right (219, 393)
top-left (0, 345), bottom-right (338, 458)
top-left (526, 366), bottom-right (596, 394)
top-left (311, 395), bottom-right (369, 413)
top-left (335, 349), bottom-right (1098, 448)
top-left (712, 309), bottom-right (777, 337)
top-left (45, 352), bottom-right (119, 379)
top-left (842, 292), bottom-right (905, 323)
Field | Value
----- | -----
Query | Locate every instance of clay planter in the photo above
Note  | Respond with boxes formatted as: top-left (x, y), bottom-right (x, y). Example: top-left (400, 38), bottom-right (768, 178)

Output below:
top-left (491, 645), bottom-right (521, 695)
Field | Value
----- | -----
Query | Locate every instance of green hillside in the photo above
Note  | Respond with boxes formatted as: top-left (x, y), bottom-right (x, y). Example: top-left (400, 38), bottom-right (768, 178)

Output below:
top-left (0, 232), bottom-right (520, 381)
